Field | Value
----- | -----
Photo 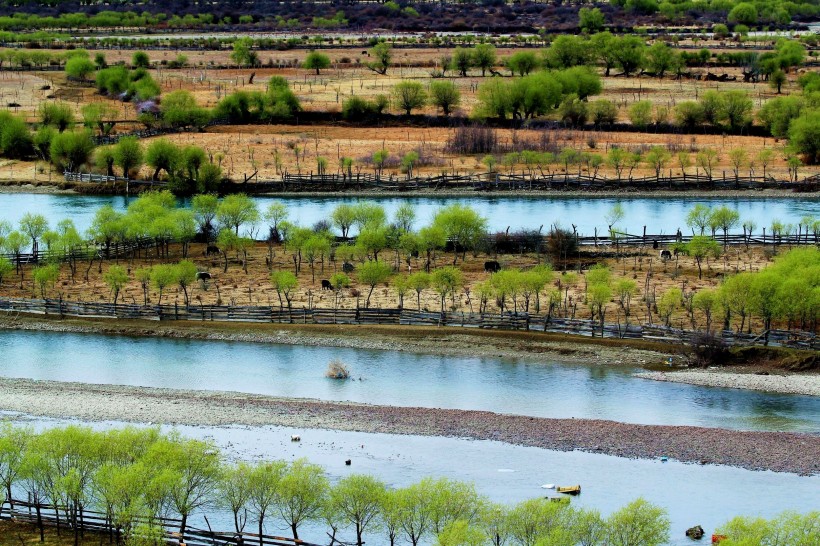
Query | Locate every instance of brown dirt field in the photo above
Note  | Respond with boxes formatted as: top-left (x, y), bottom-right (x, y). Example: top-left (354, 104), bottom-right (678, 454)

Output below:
top-left (0, 521), bottom-right (105, 546)
top-left (0, 242), bottom-right (792, 334)
top-left (1, 46), bottom-right (815, 184)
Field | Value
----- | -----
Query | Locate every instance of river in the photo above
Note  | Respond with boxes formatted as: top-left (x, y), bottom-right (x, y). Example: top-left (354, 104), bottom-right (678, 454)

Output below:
top-left (0, 193), bottom-right (817, 237)
top-left (9, 415), bottom-right (819, 546)
top-left (1, 329), bottom-right (817, 432)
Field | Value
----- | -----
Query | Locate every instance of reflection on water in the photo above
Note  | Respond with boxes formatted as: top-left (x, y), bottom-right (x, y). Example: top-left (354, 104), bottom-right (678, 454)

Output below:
top-left (1, 330), bottom-right (817, 433)
top-left (0, 193), bottom-right (817, 237)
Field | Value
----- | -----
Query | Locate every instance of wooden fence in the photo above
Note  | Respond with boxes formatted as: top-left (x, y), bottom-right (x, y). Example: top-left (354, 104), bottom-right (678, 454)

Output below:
top-left (0, 297), bottom-right (814, 350)
top-left (0, 498), bottom-right (319, 546)
top-left (0, 237), bottom-right (163, 266)
top-left (65, 169), bottom-right (820, 194)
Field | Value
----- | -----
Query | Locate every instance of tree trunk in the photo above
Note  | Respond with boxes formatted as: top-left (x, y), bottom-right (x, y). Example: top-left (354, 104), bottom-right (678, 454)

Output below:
top-left (179, 513), bottom-right (187, 545)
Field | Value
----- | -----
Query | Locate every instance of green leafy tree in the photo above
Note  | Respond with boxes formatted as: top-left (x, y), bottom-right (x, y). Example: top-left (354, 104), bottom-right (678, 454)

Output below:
top-left (250, 461), bottom-right (287, 544)
top-left (270, 270), bottom-right (298, 312)
top-left (131, 51), bottom-right (150, 68)
top-left (32, 264), bottom-right (59, 298)
top-left (367, 43), bottom-right (392, 75)
top-left (114, 136), bottom-right (143, 178)
top-left (0, 114), bottom-right (33, 159)
top-left (686, 235), bottom-right (721, 279)
top-left (103, 265), bottom-right (129, 305)
top-left (431, 266), bottom-right (464, 313)
top-left (329, 474), bottom-right (387, 546)
top-left (607, 498), bottom-right (670, 546)
top-left (146, 139), bottom-right (180, 180)
top-left (392, 81), bottom-right (427, 115)
top-left (217, 193), bottom-right (259, 235)
top-left (147, 435), bottom-right (221, 539)
top-left (50, 130), bottom-right (95, 171)
top-left (472, 44), bottom-right (496, 77)
top-left (505, 51), bottom-right (538, 76)
top-left (150, 264), bottom-right (176, 304)
top-left (275, 459), bottom-right (329, 540)
top-left (432, 204), bottom-right (487, 264)
top-left (358, 260), bottom-right (393, 307)
top-left (303, 51), bottom-right (331, 75)
top-left (579, 7), bottom-right (605, 33)
top-left (161, 90), bottom-right (210, 129)
top-left (788, 111), bottom-right (820, 164)
top-left (430, 80), bottom-right (461, 117)
top-left (769, 69), bottom-right (786, 94)
top-left (0, 257), bottom-right (13, 287)
top-left (451, 47), bottom-right (473, 77)
top-left (628, 100), bottom-right (653, 130)
top-left (174, 260), bottom-right (198, 306)
top-left (611, 36), bottom-right (645, 77)
top-left (728, 3), bottom-right (758, 25)
top-left (65, 55), bottom-right (95, 80)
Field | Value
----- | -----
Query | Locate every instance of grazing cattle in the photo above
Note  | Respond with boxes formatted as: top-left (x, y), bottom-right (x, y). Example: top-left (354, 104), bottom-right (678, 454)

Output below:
top-left (291, 435), bottom-right (301, 442)
top-left (342, 262), bottom-right (355, 273)
top-left (484, 260), bottom-right (501, 273)
top-left (205, 245), bottom-right (220, 256)
top-left (660, 250), bottom-right (672, 261)
top-left (345, 459), bottom-right (352, 466)
top-left (321, 279), bottom-right (332, 290)
top-left (410, 250), bottom-right (420, 258)
top-left (195, 271), bottom-right (211, 281)
top-left (652, 240), bottom-right (659, 250)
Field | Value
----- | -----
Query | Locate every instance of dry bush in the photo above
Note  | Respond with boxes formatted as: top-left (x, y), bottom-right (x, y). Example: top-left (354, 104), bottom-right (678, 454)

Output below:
top-left (325, 359), bottom-right (350, 379)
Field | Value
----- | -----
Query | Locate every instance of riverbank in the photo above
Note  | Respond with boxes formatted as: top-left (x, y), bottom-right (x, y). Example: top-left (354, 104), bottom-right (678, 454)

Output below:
top-left (636, 369), bottom-right (820, 397)
top-left (0, 180), bottom-right (817, 199)
top-left (0, 314), bottom-right (672, 367)
top-left (0, 377), bottom-right (817, 476)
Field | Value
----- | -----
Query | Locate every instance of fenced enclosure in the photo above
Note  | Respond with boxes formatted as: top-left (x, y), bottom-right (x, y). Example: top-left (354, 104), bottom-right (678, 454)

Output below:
top-left (63, 170), bottom-right (820, 194)
top-left (0, 297), bottom-right (815, 350)
top-left (0, 498), bottom-right (319, 546)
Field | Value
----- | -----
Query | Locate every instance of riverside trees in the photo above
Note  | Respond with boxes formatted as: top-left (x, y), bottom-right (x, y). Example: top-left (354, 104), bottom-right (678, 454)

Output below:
top-left (0, 424), bottom-right (688, 546)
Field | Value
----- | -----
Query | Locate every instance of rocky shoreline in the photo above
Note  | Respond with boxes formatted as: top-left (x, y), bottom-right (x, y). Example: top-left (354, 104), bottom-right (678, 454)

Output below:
top-left (0, 377), bottom-right (817, 476)
top-left (636, 370), bottom-right (820, 397)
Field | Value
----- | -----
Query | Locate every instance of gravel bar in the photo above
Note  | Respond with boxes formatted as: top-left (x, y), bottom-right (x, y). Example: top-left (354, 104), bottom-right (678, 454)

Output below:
top-left (1, 377), bottom-right (817, 476)
top-left (636, 370), bottom-right (820, 396)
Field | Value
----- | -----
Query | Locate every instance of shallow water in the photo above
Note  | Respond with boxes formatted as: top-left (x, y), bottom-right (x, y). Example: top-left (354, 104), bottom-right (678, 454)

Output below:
top-left (1, 329), bottom-right (818, 432)
top-left (9, 414), bottom-right (820, 546)
top-left (0, 193), bottom-right (817, 238)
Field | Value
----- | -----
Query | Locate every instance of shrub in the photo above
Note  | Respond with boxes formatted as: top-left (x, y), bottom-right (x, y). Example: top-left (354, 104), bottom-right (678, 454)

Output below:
top-left (49, 130), bottom-right (95, 171)
top-left (429, 80), bottom-right (461, 117)
top-left (392, 81), bottom-right (427, 115)
top-left (65, 56), bottom-right (95, 80)
top-left (303, 50), bottom-right (331, 74)
top-left (591, 99), bottom-right (618, 126)
top-left (325, 359), bottom-right (350, 379)
top-left (0, 114), bottom-right (33, 159)
top-left (788, 111), bottom-right (820, 164)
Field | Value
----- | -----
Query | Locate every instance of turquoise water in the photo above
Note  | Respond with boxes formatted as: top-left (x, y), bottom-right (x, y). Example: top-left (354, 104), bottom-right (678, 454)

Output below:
top-left (1, 330), bottom-right (817, 432)
top-left (0, 193), bottom-right (817, 236)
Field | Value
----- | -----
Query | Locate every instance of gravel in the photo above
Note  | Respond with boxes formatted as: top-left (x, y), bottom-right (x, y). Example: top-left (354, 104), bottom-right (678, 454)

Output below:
top-left (1, 377), bottom-right (818, 476)
top-left (635, 370), bottom-right (820, 397)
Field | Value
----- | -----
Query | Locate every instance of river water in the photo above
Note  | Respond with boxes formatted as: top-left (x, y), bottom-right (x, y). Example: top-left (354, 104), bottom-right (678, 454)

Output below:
top-left (0, 193), bottom-right (817, 237)
top-left (1, 330), bottom-right (817, 432)
top-left (9, 415), bottom-right (820, 546)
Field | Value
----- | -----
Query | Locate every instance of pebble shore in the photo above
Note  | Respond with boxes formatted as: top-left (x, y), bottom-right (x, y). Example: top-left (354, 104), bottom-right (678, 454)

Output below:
top-left (636, 370), bottom-right (820, 397)
top-left (1, 377), bottom-right (817, 476)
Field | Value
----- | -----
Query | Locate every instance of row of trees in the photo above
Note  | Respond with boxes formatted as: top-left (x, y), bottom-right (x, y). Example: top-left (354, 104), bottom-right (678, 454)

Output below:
top-left (0, 422), bottom-right (786, 546)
